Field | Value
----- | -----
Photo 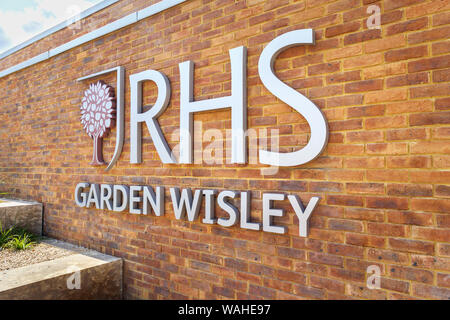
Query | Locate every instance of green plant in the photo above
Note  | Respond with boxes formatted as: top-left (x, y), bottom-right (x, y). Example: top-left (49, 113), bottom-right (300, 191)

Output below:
top-left (5, 234), bottom-right (36, 250)
top-left (0, 222), bottom-right (37, 250)
top-left (0, 222), bottom-right (14, 247)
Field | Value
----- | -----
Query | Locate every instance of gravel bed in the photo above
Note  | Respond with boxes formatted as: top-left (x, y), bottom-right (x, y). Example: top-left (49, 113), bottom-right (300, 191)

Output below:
top-left (0, 238), bottom-right (92, 271)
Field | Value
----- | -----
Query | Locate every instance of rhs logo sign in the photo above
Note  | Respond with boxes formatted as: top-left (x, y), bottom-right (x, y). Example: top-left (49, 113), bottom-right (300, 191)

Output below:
top-left (77, 29), bottom-right (329, 172)
top-left (75, 29), bottom-right (329, 238)
top-left (80, 82), bottom-right (116, 166)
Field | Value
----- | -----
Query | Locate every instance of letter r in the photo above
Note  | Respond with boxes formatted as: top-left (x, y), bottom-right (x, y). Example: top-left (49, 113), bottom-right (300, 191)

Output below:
top-left (130, 70), bottom-right (176, 164)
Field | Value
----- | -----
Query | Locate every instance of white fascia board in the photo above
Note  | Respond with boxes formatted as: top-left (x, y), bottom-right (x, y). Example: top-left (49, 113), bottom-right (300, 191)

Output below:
top-left (0, 0), bottom-right (120, 60)
top-left (0, 52), bottom-right (49, 78)
top-left (49, 12), bottom-right (138, 58)
top-left (0, 0), bottom-right (188, 79)
top-left (137, 0), bottom-right (186, 20)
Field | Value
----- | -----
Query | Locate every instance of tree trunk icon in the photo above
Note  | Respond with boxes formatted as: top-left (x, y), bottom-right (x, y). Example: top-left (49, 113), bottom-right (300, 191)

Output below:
top-left (80, 81), bottom-right (116, 166)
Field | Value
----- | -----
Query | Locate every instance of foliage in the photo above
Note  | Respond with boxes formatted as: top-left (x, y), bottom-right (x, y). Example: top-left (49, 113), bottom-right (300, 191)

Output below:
top-left (0, 222), bottom-right (14, 247)
top-left (0, 222), bottom-right (37, 251)
top-left (5, 234), bottom-right (36, 250)
top-left (80, 81), bottom-right (115, 139)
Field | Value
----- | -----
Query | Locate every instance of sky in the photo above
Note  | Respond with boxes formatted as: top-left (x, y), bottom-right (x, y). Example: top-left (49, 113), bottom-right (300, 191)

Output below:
top-left (0, 0), bottom-right (102, 54)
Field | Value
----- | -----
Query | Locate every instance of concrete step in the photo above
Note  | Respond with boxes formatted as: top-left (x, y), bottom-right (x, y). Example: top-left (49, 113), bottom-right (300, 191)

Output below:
top-left (0, 198), bottom-right (42, 235)
top-left (0, 245), bottom-right (122, 300)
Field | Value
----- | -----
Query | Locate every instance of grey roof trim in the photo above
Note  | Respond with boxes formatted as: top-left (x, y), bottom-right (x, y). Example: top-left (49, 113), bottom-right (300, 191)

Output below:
top-left (0, 0), bottom-right (120, 60)
top-left (0, 0), bottom-right (188, 79)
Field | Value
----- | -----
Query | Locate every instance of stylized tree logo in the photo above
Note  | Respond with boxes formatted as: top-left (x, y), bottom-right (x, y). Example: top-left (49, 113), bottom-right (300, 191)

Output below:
top-left (80, 81), bottom-right (116, 165)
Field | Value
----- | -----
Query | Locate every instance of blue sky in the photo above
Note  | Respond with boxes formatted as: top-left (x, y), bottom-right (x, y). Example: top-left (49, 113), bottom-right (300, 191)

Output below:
top-left (0, 0), bottom-right (102, 54)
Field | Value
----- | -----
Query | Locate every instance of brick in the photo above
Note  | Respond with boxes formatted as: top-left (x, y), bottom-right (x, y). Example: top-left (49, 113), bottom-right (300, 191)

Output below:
top-left (389, 238), bottom-right (434, 255)
top-left (249, 284), bottom-right (276, 299)
top-left (365, 88), bottom-right (408, 104)
top-left (384, 0), bottom-right (425, 11)
top-left (345, 79), bottom-right (383, 93)
top-left (386, 100), bottom-right (433, 114)
top-left (310, 181), bottom-right (343, 193)
top-left (344, 29), bottom-right (381, 45)
top-left (367, 143), bottom-right (408, 155)
top-left (346, 233), bottom-right (386, 248)
top-left (367, 197), bottom-right (409, 210)
top-left (276, 269), bottom-right (307, 285)
top-left (389, 265), bottom-right (433, 284)
top-left (347, 104), bottom-right (385, 118)
top-left (387, 128), bottom-right (427, 141)
top-left (367, 222), bottom-right (406, 237)
top-left (308, 14), bottom-right (340, 28)
top-left (328, 194), bottom-right (365, 207)
top-left (387, 155), bottom-right (431, 169)
top-left (433, 11), bottom-right (450, 26)
top-left (410, 171), bottom-right (450, 183)
top-left (436, 98), bottom-right (450, 110)
top-left (412, 283), bottom-right (450, 300)
top-left (385, 45), bottom-right (428, 63)
top-left (381, 277), bottom-right (410, 294)
top-left (409, 25), bottom-right (450, 45)
top-left (386, 72), bottom-right (428, 88)
top-left (343, 53), bottom-right (383, 69)
top-left (411, 141), bottom-right (450, 154)
top-left (410, 84), bottom-right (450, 98)
top-left (387, 210), bottom-right (433, 226)
top-left (327, 0), bottom-right (360, 14)
top-left (433, 68), bottom-right (450, 82)
top-left (330, 267), bottom-right (365, 282)
top-left (411, 199), bottom-right (450, 213)
top-left (365, 115), bottom-right (407, 130)
top-left (310, 276), bottom-right (345, 293)
top-left (325, 21), bottom-right (361, 37)
top-left (326, 71), bottom-right (361, 84)
top-left (432, 40), bottom-right (450, 55)
top-left (345, 208), bottom-right (384, 222)
top-left (368, 248), bottom-right (409, 264)
top-left (346, 284), bottom-right (387, 300)
top-left (437, 215), bottom-right (450, 228)
top-left (436, 185), bottom-right (450, 197)
top-left (344, 156), bottom-right (385, 169)
top-left (408, 55), bottom-right (450, 73)
top-left (363, 62), bottom-right (407, 79)
top-left (326, 44), bottom-right (362, 61)
top-left (327, 243), bottom-right (364, 258)
top-left (387, 183), bottom-right (433, 197)
top-left (385, 17), bottom-right (428, 36)
top-left (308, 62), bottom-right (340, 76)
top-left (410, 111), bottom-right (450, 126)
top-left (346, 182), bottom-right (385, 195)
top-left (365, 34), bottom-right (406, 53)
top-left (329, 219), bottom-right (363, 232)
top-left (437, 273), bottom-right (450, 288)
top-left (309, 252), bottom-right (344, 267)
top-left (406, 0), bottom-right (450, 19)
top-left (294, 284), bottom-right (325, 299)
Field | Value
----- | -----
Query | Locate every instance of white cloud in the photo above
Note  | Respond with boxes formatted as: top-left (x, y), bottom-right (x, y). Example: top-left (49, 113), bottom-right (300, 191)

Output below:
top-left (0, 0), bottom-right (101, 53)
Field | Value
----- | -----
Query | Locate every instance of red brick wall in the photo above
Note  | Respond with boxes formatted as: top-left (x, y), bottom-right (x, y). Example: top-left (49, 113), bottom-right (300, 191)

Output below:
top-left (0, 0), bottom-right (449, 300)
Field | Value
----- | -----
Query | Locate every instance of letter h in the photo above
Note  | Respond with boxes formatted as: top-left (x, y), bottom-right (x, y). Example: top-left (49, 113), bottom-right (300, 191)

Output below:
top-left (179, 46), bottom-right (247, 164)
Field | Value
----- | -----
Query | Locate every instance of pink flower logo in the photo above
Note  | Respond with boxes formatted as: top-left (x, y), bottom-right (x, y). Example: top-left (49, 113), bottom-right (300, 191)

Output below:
top-left (80, 81), bottom-right (116, 165)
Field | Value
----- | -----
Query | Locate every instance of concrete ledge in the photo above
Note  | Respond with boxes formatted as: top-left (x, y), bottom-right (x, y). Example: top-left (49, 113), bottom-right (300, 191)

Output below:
top-left (0, 199), bottom-right (42, 235)
top-left (0, 250), bottom-right (122, 300)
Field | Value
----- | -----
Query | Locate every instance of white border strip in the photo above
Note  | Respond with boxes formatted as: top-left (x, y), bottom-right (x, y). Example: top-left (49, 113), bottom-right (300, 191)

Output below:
top-left (0, 0), bottom-right (187, 79)
top-left (0, 0), bottom-right (120, 60)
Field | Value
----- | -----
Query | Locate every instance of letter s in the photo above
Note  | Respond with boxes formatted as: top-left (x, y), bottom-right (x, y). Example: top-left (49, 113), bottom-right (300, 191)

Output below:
top-left (258, 29), bottom-right (328, 167)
